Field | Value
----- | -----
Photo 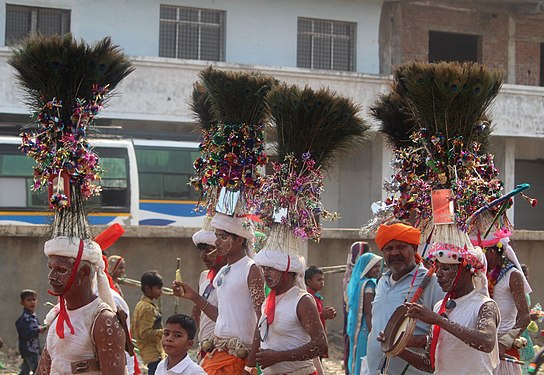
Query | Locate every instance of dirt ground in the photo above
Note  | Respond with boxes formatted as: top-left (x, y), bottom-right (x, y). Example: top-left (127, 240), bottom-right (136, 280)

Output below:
top-left (0, 335), bottom-right (346, 374)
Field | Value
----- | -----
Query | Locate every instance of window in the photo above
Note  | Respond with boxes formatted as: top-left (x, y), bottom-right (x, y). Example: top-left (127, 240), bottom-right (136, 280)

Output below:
top-left (428, 31), bottom-right (480, 63)
top-left (135, 146), bottom-right (200, 200)
top-left (514, 159), bottom-right (544, 230)
top-left (159, 5), bottom-right (225, 61)
top-left (5, 4), bottom-right (70, 46)
top-left (297, 17), bottom-right (356, 72)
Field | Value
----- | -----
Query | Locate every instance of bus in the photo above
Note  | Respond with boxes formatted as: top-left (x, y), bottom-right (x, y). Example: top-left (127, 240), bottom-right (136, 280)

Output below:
top-left (0, 136), bottom-right (205, 227)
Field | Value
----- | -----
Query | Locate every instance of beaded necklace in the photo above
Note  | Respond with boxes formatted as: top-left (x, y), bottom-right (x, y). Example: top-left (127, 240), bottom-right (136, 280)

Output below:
top-left (487, 257), bottom-right (514, 298)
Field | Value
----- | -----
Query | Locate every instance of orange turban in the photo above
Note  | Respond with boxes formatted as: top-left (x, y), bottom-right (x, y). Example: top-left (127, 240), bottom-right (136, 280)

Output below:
top-left (375, 223), bottom-right (421, 250)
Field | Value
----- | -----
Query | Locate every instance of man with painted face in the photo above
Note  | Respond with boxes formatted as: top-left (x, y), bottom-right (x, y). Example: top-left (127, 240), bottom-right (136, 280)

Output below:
top-left (173, 213), bottom-right (265, 375)
top-left (367, 222), bottom-right (444, 375)
top-left (36, 237), bottom-right (126, 375)
top-left (245, 249), bottom-right (327, 375)
top-left (396, 238), bottom-right (500, 374)
top-left (473, 229), bottom-right (531, 375)
top-left (189, 228), bottom-right (227, 362)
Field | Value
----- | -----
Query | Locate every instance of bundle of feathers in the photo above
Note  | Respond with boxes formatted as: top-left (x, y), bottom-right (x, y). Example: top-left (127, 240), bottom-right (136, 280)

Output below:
top-left (10, 34), bottom-right (133, 238)
top-left (370, 61), bottom-right (505, 231)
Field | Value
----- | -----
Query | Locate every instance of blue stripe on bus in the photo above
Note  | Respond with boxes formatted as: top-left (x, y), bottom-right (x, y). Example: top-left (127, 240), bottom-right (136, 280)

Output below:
top-left (0, 215), bottom-right (118, 225)
top-left (139, 202), bottom-right (203, 217)
top-left (0, 216), bottom-right (50, 224)
top-left (139, 218), bottom-right (176, 226)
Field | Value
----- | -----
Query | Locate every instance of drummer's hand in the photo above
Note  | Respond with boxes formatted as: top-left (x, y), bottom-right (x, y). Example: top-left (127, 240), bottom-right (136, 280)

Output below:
top-left (172, 281), bottom-right (196, 300)
top-left (404, 302), bottom-right (439, 325)
top-left (377, 330), bottom-right (386, 343)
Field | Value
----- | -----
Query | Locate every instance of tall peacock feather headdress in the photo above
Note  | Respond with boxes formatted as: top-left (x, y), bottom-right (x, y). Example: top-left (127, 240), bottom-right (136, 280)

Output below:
top-left (11, 34), bottom-right (133, 238)
top-left (190, 67), bottom-right (276, 216)
top-left (255, 83), bottom-right (371, 243)
top-left (370, 61), bottom-right (505, 233)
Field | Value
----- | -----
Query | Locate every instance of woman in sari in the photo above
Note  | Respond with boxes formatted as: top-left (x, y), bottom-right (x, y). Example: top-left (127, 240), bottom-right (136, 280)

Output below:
top-left (346, 252), bottom-right (382, 375)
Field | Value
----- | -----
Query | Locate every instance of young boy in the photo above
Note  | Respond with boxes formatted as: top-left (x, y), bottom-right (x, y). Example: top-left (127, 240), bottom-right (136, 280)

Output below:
top-left (15, 289), bottom-right (45, 375)
top-left (305, 266), bottom-right (337, 358)
top-left (156, 314), bottom-right (206, 375)
top-left (132, 271), bottom-right (166, 375)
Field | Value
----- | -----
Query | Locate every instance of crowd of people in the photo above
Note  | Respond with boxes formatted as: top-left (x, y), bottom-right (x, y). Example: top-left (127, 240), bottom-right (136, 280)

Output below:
top-left (10, 218), bottom-right (539, 375)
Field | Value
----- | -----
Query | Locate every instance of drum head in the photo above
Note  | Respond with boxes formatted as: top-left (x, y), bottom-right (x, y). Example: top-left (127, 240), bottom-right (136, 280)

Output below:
top-left (381, 304), bottom-right (415, 354)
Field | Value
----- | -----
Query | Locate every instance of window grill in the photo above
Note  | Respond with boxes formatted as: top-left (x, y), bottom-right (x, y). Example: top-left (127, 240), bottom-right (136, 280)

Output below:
top-left (159, 5), bottom-right (225, 61)
top-left (297, 17), bottom-right (356, 72)
top-left (5, 4), bottom-right (70, 46)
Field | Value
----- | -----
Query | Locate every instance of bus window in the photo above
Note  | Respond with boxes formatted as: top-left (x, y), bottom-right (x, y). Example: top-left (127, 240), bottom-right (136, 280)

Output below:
top-left (135, 147), bottom-right (199, 200)
top-left (0, 145), bottom-right (46, 209)
top-left (87, 147), bottom-right (130, 212)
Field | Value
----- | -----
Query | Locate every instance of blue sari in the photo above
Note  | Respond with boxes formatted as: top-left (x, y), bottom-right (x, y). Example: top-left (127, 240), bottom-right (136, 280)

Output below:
top-left (346, 253), bottom-right (382, 375)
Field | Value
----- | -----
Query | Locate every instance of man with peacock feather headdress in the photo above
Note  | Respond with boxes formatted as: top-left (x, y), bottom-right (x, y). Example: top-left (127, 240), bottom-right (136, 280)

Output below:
top-left (10, 34), bottom-right (133, 375)
top-left (369, 61), bottom-right (519, 374)
top-left (244, 83), bottom-right (371, 375)
top-left (173, 67), bottom-right (275, 375)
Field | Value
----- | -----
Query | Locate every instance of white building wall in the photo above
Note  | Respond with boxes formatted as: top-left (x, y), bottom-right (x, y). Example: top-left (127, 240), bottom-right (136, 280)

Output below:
top-left (0, 0), bottom-right (382, 73)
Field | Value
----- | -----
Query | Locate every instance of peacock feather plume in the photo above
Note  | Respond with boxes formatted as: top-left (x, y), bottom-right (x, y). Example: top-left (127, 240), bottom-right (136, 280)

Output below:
top-left (190, 67), bottom-right (277, 215)
top-left (11, 34), bottom-right (133, 239)
top-left (368, 61), bottom-right (505, 233)
top-left (9, 34), bottom-right (134, 125)
top-left (190, 81), bottom-right (216, 132)
top-left (370, 89), bottom-right (414, 149)
top-left (199, 66), bottom-right (277, 126)
top-left (267, 83), bottom-right (371, 172)
top-left (256, 83), bottom-right (371, 241)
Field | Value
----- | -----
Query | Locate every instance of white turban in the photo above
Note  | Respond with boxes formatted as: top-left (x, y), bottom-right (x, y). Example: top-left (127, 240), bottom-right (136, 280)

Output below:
top-left (192, 229), bottom-right (217, 247)
top-left (254, 249), bottom-right (305, 274)
top-left (44, 236), bottom-right (116, 311)
top-left (211, 213), bottom-right (255, 241)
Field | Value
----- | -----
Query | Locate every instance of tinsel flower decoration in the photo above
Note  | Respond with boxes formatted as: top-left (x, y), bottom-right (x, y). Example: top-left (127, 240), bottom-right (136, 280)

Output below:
top-left (10, 34), bottom-right (133, 238)
top-left (189, 67), bottom-right (276, 214)
top-left (370, 61), bottom-right (505, 232)
top-left (254, 84), bottom-right (371, 241)
top-left (10, 34), bottom-right (133, 211)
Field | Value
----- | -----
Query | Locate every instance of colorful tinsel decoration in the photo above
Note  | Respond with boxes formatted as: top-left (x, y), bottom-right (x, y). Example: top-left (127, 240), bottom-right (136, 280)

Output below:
top-left (254, 153), bottom-right (339, 241)
top-left (383, 129), bottom-right (504, 231)
top-left (190, 121), bottom-right (268, 213)
top-left (19, 85), bottom-right (108, 209)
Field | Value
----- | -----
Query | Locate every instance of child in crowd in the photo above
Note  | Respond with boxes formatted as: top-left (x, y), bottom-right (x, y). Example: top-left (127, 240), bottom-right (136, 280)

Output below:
top-left (305, 266), bottom-right (337, 358)
top-left (132, 271), bottom-right (166, 375)
top-left (156, 314), bottom-right (206, 375)
top-left (15, 289), bottom-right (45, 375)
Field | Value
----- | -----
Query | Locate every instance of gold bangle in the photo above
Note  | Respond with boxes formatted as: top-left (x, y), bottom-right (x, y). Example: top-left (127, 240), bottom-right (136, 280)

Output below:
top-left (200, 301), bottom-right (209, 311)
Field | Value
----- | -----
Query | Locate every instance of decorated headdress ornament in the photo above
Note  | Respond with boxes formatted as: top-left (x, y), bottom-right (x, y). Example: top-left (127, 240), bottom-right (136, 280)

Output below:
top-left (254, 83), bottom-right (370, 330)
top-left (10, 34), bottom-right (133, 338)
top-left (369, 61), bottom-right (505, 234)
top-left (190, 67), bottom-right (276, 217)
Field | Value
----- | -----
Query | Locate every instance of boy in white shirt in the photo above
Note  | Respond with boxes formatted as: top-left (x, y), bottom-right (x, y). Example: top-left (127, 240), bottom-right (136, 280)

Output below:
top-left (156, 315), bottom-right (206, 375)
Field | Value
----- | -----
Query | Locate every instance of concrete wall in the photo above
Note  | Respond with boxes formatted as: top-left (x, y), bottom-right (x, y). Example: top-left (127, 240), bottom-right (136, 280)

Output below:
top-left (1, 225), bottom-right (544, 350)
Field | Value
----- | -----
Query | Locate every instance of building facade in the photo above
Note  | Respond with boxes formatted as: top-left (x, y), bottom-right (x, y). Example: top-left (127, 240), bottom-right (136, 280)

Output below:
top-left (0, 0), bottom-right (542, 229)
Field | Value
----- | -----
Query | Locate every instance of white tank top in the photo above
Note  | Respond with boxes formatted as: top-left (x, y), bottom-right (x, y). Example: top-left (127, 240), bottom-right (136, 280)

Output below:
top-left (494, 267), bottom-right (517, 334)
top-left (213, 256), bottom-right (256, 344)
top-left (198, 270), bottom-right (218, 341)
top-left (434, 290), bottom-right (499, 375)
top-left (259, 286), bottom-right (314, 375)
top-left (47, 297), bottom-right (111, 375)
